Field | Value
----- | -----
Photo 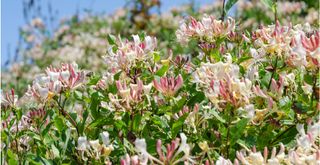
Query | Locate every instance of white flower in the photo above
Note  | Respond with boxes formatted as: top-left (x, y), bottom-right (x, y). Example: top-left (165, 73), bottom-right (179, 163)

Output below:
top-left (143, 83), bottom-right (152, 94)
top-left (176, 133), bottom-right (190, 156)
top-left (77, 136), bottom-right (88, 151)
top-left (302, 83), bottom-right (313, 95)
top-left (132, 35), bottom-right (141, 46)
top-left (248, 152), bottom-right (264, 164)
top-left (61, 70), bottom-right (70, 82)
top-left (47, 71), bottom-right (60, 81)
top-left (37, 85), bottom-right (49, 99)
top-left (134, 138), bottom-right (149, 164)
top-left (89, 140), bottom-right (101, 151)
top-left (134, 138), bottom-right (147, 154)
top-left (100, 131), bottom-right (110, 145)
top-left (216, 156), bottom-right (233, 165)
top-left (244, 104), bottom-right (255, 119)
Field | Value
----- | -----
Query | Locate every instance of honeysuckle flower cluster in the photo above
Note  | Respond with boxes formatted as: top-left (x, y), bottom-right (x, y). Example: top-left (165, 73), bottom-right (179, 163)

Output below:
top-left (111, 80), bottom-right (152, 109)
top-left (249, 22), bottom-right (319, 70)
top-left (77, 132), bottom-right (113, 163)
top-left (25, 63), bottom-right (84, 103)
top-left (131, 133), bottom-right (194, 164)
top-left (176, 16), bottom-right (235, 44)
top-left (251, 22), bottom-right (293, 58)
top-left (193, 60), bottom-right (253, 109)
top-left (153, 74), bottom-right (183, 97)
top-left (104, 35), bottom-right (157, 73)
top-left (1, 89), bottom-right (18, 108)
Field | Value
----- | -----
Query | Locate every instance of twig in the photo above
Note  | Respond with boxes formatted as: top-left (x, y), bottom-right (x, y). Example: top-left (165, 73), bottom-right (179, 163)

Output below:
top-left (56, 99), bottom-right (79, 136)
top-left (274, 0), bottom-right (278, 22)
top-left (225, 108), bottom-right (232, 158)
top-left (221, 0), bottom-right (226, 20)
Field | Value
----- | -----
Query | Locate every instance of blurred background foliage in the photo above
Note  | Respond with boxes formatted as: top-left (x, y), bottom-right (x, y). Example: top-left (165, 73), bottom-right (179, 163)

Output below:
top-left (1, 0), bottom-right (319, 95)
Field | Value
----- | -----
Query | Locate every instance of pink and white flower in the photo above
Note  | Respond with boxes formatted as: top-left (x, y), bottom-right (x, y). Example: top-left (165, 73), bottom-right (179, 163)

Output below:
top-left (153, 74), bottom-right (183, 97)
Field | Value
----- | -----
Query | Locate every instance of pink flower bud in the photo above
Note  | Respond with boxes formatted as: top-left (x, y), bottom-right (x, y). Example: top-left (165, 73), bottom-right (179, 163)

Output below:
top-left (153, 74), bottom-right (183, 97)
top-left (156, 139), bottom-right (164, 161)
top-left (264, 147), bottom-right (268, 161)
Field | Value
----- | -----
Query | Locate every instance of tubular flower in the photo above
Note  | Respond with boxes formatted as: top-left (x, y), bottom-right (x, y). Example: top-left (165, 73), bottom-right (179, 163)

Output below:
top-left (252, 21), bottom-right (293, 57)
top-left (26, 74), bottom-right (62, 102)
top-left (76, 132), bottom-right (113, 162)
top-left (25, 63), bottom-right (84, 103)
top-left (1, 88), bottom-right (18, 108)
top-left (301, 31), bottom-right (320, 67)
top-left (270, 75), bottom-right (285, 97)
top-left (153, 74), bottom-right (183, 97)
top-left (46, 63), bottom-right (85, 89)
top-left (133, 133), bottom-right (194, 164)
top-left (174, 104), bottom-right (202, 133)
top-left (120, 154), bottom-right (140, 165)
top-left (287, 31), bottom-right (308, 68)
top-left (115, 80), bottom-right (152, 109)
top-left (104, 35), bottom-right (157, 73)
top-left (176, 15), bottom-right (235, 44)
top-left (193, 61), bottom-right (253, 109)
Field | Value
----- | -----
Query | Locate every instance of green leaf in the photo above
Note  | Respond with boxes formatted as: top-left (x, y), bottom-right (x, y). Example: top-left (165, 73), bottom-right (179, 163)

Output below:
top-left (132, 114), bottom-right (142, 132)
top-left (272, 125), bottom-right (297, 145)
top-left (230, 118), bottom-right (249, 145)
top-left (62, 129), bottom-right (71, 157)
top-left (54, 116), bottom-right (65, 132)
top-left (155, 64), bottom-right (169, 76)
top-left (88, 118), bottom-right (109, 129)
top-left (87, 75), bottom-right (102, 86)
top-left (114, 120), bottom-right (127, 130)
top-left (171, 114), bottom-right (188, 137)
top-left (114, 71), bottom-right (122, 81)
top-left (224, 0), bottom-right (238, 14)
top-left (41, 122), bottom-right (53, 137)
top-left (172, 97), bottom-right (187, 113)
top-left (152, 116), bottom-right (170, 130)
top-left (90, 92), bottom-right (101, 119)
top-left (79, 109), bottom-right (89, 135)
top-left (7, 149), bottom-right (18, 165)
top-left (209, 109), bottom-right (226, 123)
top-left (153, 52), bottom-right (161, 63)
top-left (237, 56), bottom-right (252, 64)
top-left (26, 131), bottom-right (41, 141)
top-left (187, 91), bottom-right (205, 106)
top-left (210, 49), bottom-right (222, 62)
top-left (73, 90), bottom-right (83, 100)
top-left (107, 34), bottom-right (117, 45)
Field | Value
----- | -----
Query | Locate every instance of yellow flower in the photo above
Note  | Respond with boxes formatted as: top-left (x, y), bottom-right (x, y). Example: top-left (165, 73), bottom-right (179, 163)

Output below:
top-left (47, 91), bottom-right (55, 100)
top-left (199, 141), bottom-right (209, 152)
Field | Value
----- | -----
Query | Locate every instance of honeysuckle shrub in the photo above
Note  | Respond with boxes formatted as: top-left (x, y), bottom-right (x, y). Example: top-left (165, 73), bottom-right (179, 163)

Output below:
top-left (1, 0), bottom-right (320, 164)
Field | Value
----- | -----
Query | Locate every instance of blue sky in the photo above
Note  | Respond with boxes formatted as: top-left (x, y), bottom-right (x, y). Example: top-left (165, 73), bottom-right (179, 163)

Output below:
top-left (1, 0), bottom-right (214, 67)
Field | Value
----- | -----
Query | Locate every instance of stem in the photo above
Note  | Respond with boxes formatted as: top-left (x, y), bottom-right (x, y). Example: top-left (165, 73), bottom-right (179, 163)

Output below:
top-left (13, 108), bottom-right (21, 165)
top-left (310, 70), bottom-right (318, 111)
top-left (274, 0), bottom-right (278, 22)
top-left (268, 56), bottom-right (279, 89)
top-left (56, 99), bottom-right (79, 136)
top-left (221, 0), bottom-right (226, 20)
top-left (225, 107), bottom-right (233, 158)
top-left (60, 107), bottom-right (79, 136)
top-left (310, 78), bottom-right (316, 109)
